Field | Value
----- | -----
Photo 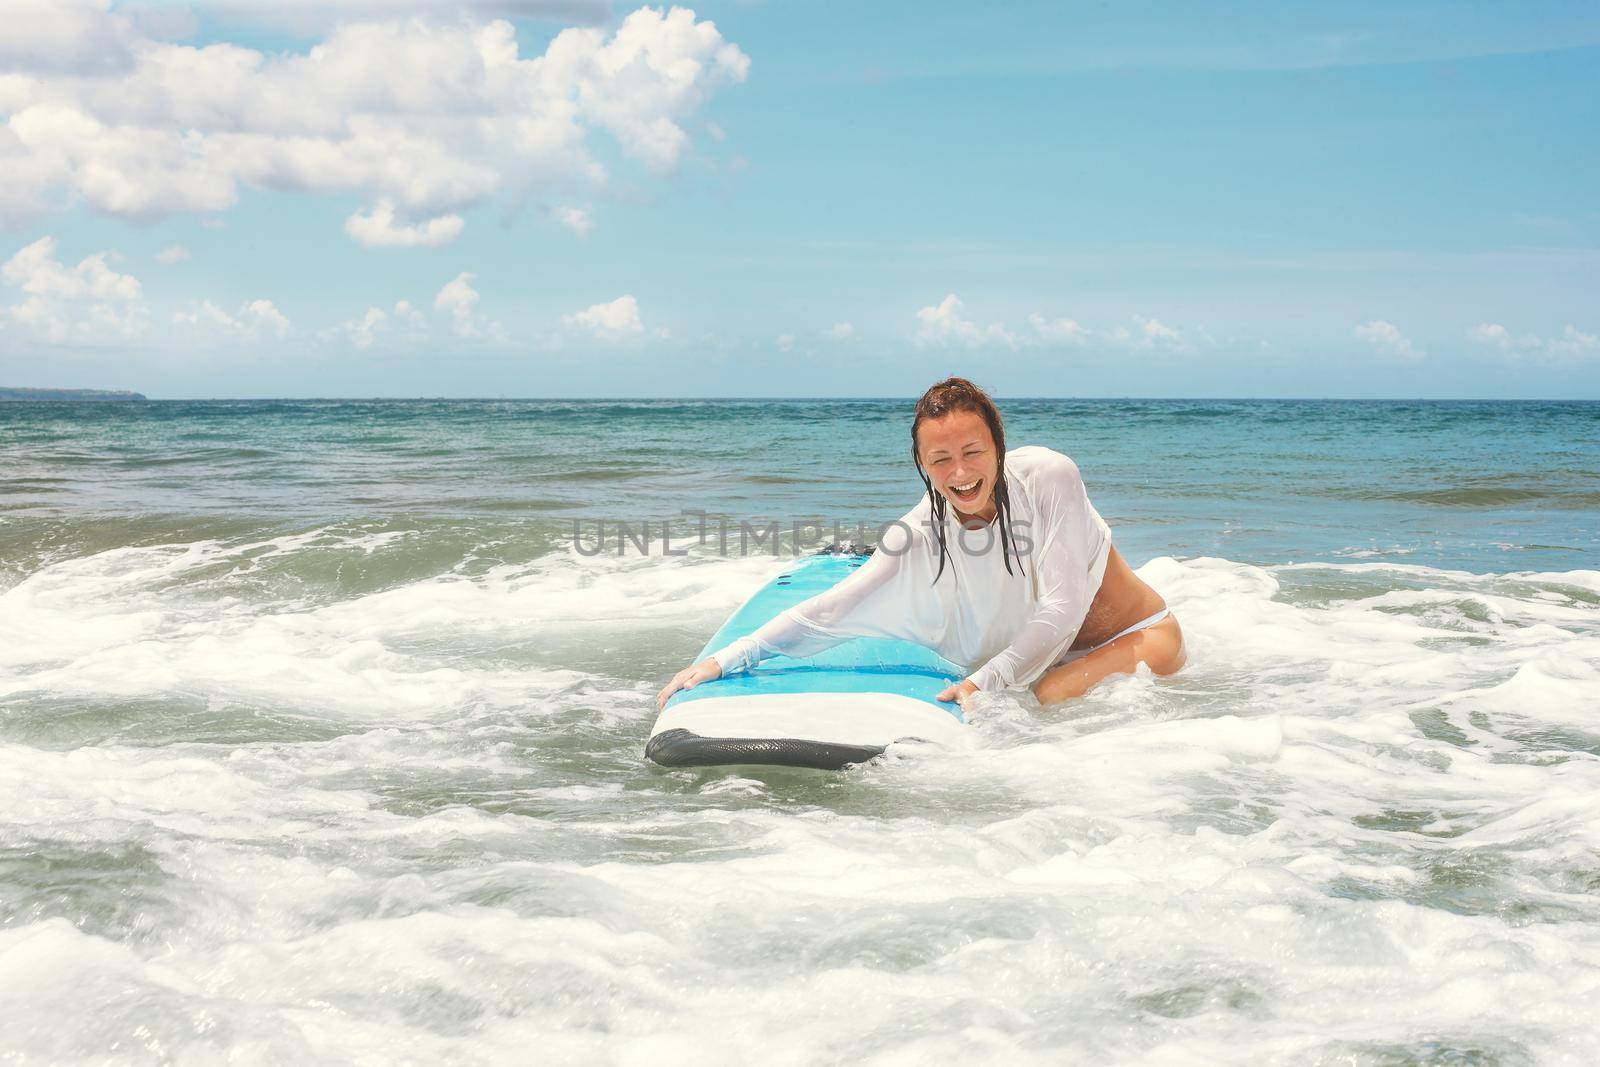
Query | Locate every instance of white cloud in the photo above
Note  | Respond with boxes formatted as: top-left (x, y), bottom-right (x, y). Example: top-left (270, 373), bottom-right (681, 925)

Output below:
top-left (393, 299), bottom-right (426, 328)
top-left (172, 300), bottom-right (236, 330)
top-left (191, 1), bottom-right (611, 38)
top-left (1140, 317), bottom-right (1181, 344)
top-left (0, 0), bottom-right (141, 76)
top-left (1028, 312), bottom-right (1088, 345)
top-left (565, 293), bottom-right (645, 339)
top-left (0, 6), bottom-right (749, 235)
top-left (345, 306), bottom-right (387, 349)
top-left (1354, 319), bottom-right (1420, 360)
top-left (345, 200), bottom-right (465, 248)
top-left (435, 272), bottom-right (487, 338)
top-left (244, 298), bottom-right (290, 336)
top-left (823, 321), bottom-right (853, 341)
top-left (155, 243), bottom-right (190, 264)
top-left (1102, 317), bottom-right (1192, 352)
top-left (1551, 325), bottom-right (1600, 356)
top-left (1470, 323), bottom-right (1519, 349)
top-left (1471, 321), bottom-right (1599, 360)
top-left (334, 297), bottom-right (429, 350)
top-left (173, 297), bottom-right (291, 338)
top-left (552, 205), bottom-right (593, 236)
top-left (0, 234), bottom-right (147, 344)
top-left (2, 236), bottom-right (140, 299)
top-left (914, 294), bottom-right (1017, 349)
top-left (775, 333), bottom-right (795, 352)
top-left (6, 293), bottom-right (148, 344)
top-left (915, 298), bottom-right (1203, 353)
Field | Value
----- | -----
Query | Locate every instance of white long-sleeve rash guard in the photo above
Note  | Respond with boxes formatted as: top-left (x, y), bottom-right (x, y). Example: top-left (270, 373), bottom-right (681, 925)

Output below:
top-left (710, 446), bottom-right (1113, 693)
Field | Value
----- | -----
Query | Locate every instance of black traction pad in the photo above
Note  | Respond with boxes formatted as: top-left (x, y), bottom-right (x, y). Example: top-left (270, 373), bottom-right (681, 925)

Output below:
top-left (645, 728), bottom-right (886, 770)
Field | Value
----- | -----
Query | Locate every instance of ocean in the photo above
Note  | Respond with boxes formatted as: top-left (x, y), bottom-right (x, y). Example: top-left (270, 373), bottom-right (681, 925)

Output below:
top-left (2, 398), bottom-right (1598, 1063)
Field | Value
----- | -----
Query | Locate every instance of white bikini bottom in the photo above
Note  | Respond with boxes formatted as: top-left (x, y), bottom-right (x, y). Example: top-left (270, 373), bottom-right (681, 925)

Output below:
top-left (1050, 607), bottom-right (1171, 668)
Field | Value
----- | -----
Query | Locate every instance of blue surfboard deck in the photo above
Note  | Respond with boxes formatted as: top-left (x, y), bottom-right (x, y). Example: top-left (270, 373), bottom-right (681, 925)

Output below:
top-left (646, 551), bottom-right (970, 769)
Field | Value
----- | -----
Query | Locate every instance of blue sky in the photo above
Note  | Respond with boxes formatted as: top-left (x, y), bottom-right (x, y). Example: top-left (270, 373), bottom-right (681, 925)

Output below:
top-left (1, 0), bottom-right (1597, 398)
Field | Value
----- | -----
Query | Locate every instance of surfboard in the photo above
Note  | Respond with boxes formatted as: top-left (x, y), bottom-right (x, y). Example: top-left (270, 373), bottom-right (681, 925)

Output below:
top-left (646, 549), bottom-right (973, 770)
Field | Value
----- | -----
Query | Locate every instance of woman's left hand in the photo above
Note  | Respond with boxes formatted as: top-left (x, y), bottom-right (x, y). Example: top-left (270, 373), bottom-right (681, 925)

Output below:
top-left (936, 678), bottom-right (979, 706)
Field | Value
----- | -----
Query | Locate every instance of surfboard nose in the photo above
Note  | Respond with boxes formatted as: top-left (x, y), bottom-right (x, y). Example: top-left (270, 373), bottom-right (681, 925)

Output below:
top-left (646, 551), bottom-right (972, 770)
top-left (644, 727), bottom-right (885, 770)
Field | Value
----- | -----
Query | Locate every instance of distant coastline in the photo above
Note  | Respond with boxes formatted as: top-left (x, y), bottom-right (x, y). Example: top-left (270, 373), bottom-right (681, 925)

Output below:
top-left (0, 387), bottom-right (147, 402)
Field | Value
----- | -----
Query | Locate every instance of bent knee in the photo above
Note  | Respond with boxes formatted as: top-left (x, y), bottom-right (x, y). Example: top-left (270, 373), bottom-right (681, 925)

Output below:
top-left (1141, 617), bottom-right (1186, 676)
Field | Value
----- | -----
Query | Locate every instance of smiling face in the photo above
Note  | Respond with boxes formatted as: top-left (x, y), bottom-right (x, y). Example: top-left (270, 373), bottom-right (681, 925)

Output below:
top-left (916, 409), bottom-right (1000, 524)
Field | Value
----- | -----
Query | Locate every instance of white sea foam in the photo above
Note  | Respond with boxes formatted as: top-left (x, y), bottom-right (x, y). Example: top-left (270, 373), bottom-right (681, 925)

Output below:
top-left (3, 538), bottom-right (1599, 1062)
top-left (0, 528), bottom-right (777, 718)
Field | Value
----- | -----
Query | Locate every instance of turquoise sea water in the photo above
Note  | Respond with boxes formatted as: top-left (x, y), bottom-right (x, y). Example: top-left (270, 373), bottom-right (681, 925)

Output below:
top-left (2, 399), bottom-right (1599, 1063)
top-left (4, 399), bottom-right (1596, 570)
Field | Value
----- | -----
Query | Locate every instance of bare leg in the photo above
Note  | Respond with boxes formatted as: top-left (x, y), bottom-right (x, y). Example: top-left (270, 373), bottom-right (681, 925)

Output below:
top-left (1030, 615), bottom-right (1186, 705)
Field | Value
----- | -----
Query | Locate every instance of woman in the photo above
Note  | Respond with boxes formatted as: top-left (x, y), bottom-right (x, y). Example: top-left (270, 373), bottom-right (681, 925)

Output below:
top-left (656, 377), bottom-right (1185, 711)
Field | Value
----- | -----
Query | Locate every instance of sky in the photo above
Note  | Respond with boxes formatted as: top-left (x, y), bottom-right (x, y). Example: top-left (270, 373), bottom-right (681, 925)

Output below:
top-left (0, 0), bottom-right (1597, 399)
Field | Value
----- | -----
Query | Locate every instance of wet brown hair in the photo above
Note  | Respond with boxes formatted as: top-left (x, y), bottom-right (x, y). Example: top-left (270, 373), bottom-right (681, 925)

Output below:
top-left (911, 376), bottom-right (1023, 583)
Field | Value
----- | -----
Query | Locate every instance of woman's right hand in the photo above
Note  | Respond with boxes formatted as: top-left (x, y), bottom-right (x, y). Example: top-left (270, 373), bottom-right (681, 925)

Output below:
top-left (656, 657), bottom-right (723, 711)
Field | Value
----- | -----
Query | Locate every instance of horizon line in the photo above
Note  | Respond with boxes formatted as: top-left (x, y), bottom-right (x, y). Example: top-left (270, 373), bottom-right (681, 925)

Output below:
top-left (10, 394), bottom-right (1600, 404)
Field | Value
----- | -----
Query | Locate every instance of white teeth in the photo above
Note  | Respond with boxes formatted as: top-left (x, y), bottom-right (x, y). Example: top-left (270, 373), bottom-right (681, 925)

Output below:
top-left (952, 480), bottom-right (978, 493)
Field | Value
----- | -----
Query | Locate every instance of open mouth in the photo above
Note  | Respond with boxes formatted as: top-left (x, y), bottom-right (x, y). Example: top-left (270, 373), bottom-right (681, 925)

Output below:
top-left (948, 478), bottom-right (983, 504)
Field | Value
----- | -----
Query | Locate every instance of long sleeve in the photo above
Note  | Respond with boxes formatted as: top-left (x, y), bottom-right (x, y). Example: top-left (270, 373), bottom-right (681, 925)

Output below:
top-left (711, 521), bottom-right (924, 676)
top-left (966, 454), bottom-right (1109, 692)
